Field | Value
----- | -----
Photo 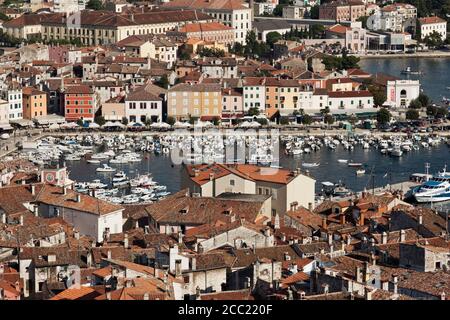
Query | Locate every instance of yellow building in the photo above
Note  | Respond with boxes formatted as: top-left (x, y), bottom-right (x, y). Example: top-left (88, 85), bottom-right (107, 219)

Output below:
top-left (168, 83), bottom-right (222, 120)
top-left (22, 87), bottom-right (47, 119)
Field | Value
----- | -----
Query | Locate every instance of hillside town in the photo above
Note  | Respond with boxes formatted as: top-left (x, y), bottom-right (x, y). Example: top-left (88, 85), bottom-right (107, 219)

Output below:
top-left (0, 0), bottom-right (449, 302)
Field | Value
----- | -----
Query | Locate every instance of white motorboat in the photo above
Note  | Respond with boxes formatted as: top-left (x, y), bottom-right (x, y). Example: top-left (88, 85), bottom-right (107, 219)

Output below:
top-left (356, 169), bottom-right (365, 175)
top-left (96, 164), bottom-right (116, 173)
top-left (337, 159), bottom-right (348, 163)
top-left (87, 159), bottom-right (101, 164)
top-left (412, 166), bottom-right (450, 202)
top-left (302, 162), bottom-right (320, 168)
top-left (348, 162), bottom-right (363, 167)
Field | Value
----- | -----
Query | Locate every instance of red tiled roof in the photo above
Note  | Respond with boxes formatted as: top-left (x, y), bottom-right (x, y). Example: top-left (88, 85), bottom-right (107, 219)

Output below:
top-left (419, 16), bottom-right (446, 25)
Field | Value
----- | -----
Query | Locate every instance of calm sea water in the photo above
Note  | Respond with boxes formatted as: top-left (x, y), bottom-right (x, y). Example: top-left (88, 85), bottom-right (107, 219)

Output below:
top-left (359, 57), bottom-right (450, 103)
top-left (65, 144), bottom-right (450, 195)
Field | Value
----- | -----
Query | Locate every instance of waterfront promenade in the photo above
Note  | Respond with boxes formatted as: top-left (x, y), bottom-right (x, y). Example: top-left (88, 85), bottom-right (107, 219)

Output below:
top-left (358, 50), bottom-right (450, 59)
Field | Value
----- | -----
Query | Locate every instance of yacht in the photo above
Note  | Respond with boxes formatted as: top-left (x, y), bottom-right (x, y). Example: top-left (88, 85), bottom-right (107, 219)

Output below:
top-left (412, 167), bottom-right (450, 202)
top-left (112, 171), bottom-right (129, 187)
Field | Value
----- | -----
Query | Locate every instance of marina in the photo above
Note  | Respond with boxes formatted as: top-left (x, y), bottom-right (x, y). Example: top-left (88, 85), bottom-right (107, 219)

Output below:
top-left (10, 131), bottom-right (450, 209)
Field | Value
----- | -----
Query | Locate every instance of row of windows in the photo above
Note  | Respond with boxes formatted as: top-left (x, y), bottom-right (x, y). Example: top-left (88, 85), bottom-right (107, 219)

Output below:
top-left (66, 100), bottom-right (92, 105)
top-left (128, 102), bottom-right (159, 110)
top-left (66, 109), bottom-right (93, 114)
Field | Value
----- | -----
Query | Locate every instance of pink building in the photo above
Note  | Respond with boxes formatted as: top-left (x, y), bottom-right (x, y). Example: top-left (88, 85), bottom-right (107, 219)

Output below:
top-left (222, 87), bottom-right (243, 120)
top-left (319, 0), bottom-right (366, 22)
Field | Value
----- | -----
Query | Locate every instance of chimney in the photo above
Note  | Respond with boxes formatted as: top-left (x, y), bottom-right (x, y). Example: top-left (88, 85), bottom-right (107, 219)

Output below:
top-left (191, 257), bottom-right (196, 271)
top-left (346, 235), bottom-right (351, 245)
top-left (418, 214), bottom-right (423, 225)
top-left (274, 213), bottom-right (280, 230)
top-left (281, 233), bottom-right (286, 242)
top-left (339, 213), bottom-right (346, 225)
top-left (143, 292), bottom-right (149, 300)
top-left (107, 249), bottom-right (112, 260)
top-left (359, 212), bottom-right (365, 226)
top-left (106, 291), bottom-right (111, 300)
top-left (327, 233), bottom-right (333, 246)
top-left (322, 217), bottom-right (327, 230)
top-left (31, 184), bottom-right (36, 195)
top-left (364, 288), bottom-right (373, 301)
top-left (308, 202), bottom-right (313, 211)
top-left (381, 231), bottom-right (388, 244)
top-left (87, 251), bottom-right (92, 267)
top-left (392, 275), bottom-right (398, 294)
top-left (356, 266), bottom-right (363, 282)
top-left (63, 186), bottom-right (67, 195)
top-left (178, 230), bottom-right (183, 244)
top-left (76, 194), bottom-right (81, 203)
top-left (175, 259), bottom-right (182, 277)
top-left (19, 215), bottom-right (23, 226)
top-left (33, 205), bottom-right (39, 217)
top-left (124, 234), bottom-right (129, 249)
top-left (441, 291), bottom-right (446, 301)
top-left (400, 229), bottom-right (406, 242)
top-left (195, 286), bottom-right (201, 299)
top-left (74, 231), bottom-right (80, 240)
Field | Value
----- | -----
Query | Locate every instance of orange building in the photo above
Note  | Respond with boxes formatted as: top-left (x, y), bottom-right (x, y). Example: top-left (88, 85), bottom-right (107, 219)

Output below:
top-left (22, 87), bottom-right (47, 119)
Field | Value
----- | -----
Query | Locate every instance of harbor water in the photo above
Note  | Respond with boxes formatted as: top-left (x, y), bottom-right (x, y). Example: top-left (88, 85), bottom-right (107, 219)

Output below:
top-left (360, 57), bottom-right (450, 103)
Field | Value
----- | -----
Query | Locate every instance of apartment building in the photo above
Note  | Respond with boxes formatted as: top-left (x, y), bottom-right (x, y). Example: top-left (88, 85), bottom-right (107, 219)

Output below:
top-left (168, 83), bottom-right (222, 120)
top-left (368, 3), bottom-right (417, 33)
top-left (243, 77), bottom-right (266, 112)
top-left (327, 90), bottom-right (374, 111)
top-left (326, 23), bottom-right (367, 53)
top-left (319, 0), bottom-right (366, 22)
top-left (419, 16), bottom-right (447, 41)
top-left (53, 0), bottom-right (87, 13)
top-left (171, 22), bottom-right (236, 46)
top-left (1, 88), bottom-right (23, 121)
top-left (125, 86), bottom-right (163, 123)
top-left (63, 85), bottom-right (95, 122)
top-left (22, 87), bottom-right (47, 120)
top-left (3, 10), bottom-right (213, 46)
top-left (181, 163), bottom-right (316, 215)
top-left (162, 0), bottom-right (253, 44)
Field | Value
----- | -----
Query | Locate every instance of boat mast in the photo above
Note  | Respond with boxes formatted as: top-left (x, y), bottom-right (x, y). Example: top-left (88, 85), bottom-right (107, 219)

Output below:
top-left (425, 162), bottom-right (430, 181)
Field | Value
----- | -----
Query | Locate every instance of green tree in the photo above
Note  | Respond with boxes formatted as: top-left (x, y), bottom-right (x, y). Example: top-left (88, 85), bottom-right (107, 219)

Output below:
top-left (406, 109), bottom-right (420, 120)
top-left (155, 75), bottom-right (169, 89)
top-left (256, 118), bottom-right (268, 126)
top-left (246, 107), bottom-right (260, 117)
top-left (94, 116), bottom-right (105, 126)
top-left (423, 30), bottom-right (444, 48)
top-left (324, 114), bottom-right (335, 125)
top-left (197, 47), bottom-right (225, 57)
top-left (418, 93), bottom-right (430, 108)
top-left (377, 108), bottom-right (391, 125)
top-left (121, 117), bottom-right (129, 126)
top-left (212, 117), bottom-right (220, 126)
top-left (309, 5), bottom-right (320, 19)
top-left (368, 84), bottom-right (387, 107)
top-left (279, 117), bottom-right (290, 125)
top-left (357, 16), bottom-right (369, 29)
top-left (266, 31), bottom-right (282, 47)
top-left (86, 0), bottom-right (104, 10)
top-left (436, 106), bottom-right (448, 118)
top-left (76, 119), bottom-right (84, 127)
top-left (302, 114), bottom-right (313, 125)
top-left (166, 116), bottom-right (176, 126)
top-left (144, 118), bottom-right (153, 127)
top-left (409, 98), bottom-right (422, 109)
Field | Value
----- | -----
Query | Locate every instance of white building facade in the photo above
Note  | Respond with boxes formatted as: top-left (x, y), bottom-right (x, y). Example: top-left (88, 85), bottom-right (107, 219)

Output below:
top-left (386, 79), bottom-right (420, 108)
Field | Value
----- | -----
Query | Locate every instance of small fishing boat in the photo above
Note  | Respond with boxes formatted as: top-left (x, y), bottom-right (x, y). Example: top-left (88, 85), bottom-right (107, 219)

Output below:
top-left (356, 169), bottom-right (365, 175)
top-left (337, 159), bottom-right (348, 163)
top-left (348, 162), bottom-right (363, 167)
top-left (302, 162), bottom-right (320, 168)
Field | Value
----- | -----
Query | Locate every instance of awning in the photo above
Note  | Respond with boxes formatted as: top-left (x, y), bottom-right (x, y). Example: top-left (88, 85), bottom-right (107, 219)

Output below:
top-left (10, 119), bottom-right (33, 127)
top-left (0, 123), bottom-right (13, 130)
